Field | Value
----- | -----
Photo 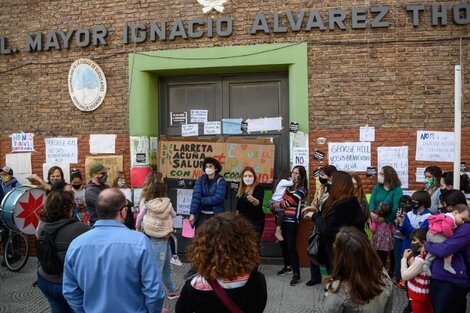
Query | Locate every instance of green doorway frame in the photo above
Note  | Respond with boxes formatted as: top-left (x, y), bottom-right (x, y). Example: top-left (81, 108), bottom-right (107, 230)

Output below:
top-left (128, 42), bottom-right (308, 137)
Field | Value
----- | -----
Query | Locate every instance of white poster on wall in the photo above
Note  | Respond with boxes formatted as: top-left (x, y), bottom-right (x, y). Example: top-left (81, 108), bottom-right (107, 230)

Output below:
top-left (130, 136), bottom-right (149, 166)
top-left (89, 134), bottom-right (116, 154)
top-left (292, 148), bottom-right (309, 173)
top-left (5, 153), bottom-right (32, 185)
top-left (377, 146), bottom-right (409, 189)
top-left (204, 121), bottom-right (221, 135)
top-left (45, 137), bottom-right (78, 164)
top-left (416, 131), bottom-right (454, 162)
top-left (416, 167), bottom-right (426, 183)
top-left (182, 124), bottom-right (199, 137)
top-left (177, 189), bottom-right (193, 215)
top-left (190, 110), bottom-right (208, 123)
top-left (328, 142), bottom-right (371, 171)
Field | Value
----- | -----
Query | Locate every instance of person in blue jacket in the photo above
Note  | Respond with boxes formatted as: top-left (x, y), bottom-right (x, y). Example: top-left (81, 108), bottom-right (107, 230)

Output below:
top-left (188, 157), bottom-right (227, 228)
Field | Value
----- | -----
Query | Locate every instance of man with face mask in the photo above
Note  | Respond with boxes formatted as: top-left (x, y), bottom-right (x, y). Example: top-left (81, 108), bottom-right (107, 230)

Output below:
top-left (85, 163), bottom-right (110, 227)
top-left (0, 166), bottom-right (20, 195)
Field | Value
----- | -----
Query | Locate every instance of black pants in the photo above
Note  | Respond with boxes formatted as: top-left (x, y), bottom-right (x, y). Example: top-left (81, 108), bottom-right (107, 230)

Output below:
top-left (279, 221), bottom-right (300, 276)
top-left (430, 278), bottom-right (468, 313)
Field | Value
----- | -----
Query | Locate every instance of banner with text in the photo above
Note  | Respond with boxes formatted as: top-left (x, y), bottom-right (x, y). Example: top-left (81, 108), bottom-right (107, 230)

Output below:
top-left (158, 136), bottom-right (275, 183)
top-left (85, 155), bottom-right (123, 184)
top-left (377, 146), bottom-right (409, 189)
top-left (328, 142), bottom-right (371, 171)
top-left (45, 137), bottom-right (78, 164)
top-left (416, 131), bottom-right (454, 162)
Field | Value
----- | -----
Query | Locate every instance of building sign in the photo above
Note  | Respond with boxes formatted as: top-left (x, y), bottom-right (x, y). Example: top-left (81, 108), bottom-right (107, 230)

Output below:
top-left (0, 3), bottom-right (469, 55)
top-left (68, 58), bottom-right (107, 112)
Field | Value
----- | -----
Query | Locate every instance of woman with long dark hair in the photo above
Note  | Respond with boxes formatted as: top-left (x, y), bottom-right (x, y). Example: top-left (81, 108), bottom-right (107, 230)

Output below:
top-left (321, 226), bottom-right (394, 312)
top-left (312, 171), bottom-right (365, 273)
top-left (236, 166), bottom-right (265, 238)
top-left (272, 165), bottom-right (308, 286)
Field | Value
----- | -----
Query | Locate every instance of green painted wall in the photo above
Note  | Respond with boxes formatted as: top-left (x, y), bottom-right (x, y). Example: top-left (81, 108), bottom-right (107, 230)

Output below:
top-left (128, 42), bottom-right (308, 136)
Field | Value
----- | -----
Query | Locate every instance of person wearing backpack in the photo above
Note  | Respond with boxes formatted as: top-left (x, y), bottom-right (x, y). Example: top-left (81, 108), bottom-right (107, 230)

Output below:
top-left (36, 185), bottom-right (90, 313)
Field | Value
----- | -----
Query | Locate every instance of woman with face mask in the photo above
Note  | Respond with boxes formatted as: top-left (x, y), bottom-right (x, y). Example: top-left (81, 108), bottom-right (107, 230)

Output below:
top-left (369, 166), bottom-right (403, 278)
top-left (236, 166), bottom-right (264, 238)
top-left (188, 157), bottom-right (227, 228)
top-left (28, 166), bottom-right (71, 193)
top-left (423, 165), bottom-right (443, 214)
top-left (70, 169), bottom-right (87, 222)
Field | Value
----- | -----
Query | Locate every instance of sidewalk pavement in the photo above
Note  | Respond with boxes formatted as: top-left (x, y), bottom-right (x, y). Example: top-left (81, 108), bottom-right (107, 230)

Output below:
top-left (0, 257), bottom-right (426, 312)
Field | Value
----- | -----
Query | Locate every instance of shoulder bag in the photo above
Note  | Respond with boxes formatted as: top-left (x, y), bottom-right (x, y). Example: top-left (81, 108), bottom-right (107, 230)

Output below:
top-left (207, 279), bottom-right (243, 313)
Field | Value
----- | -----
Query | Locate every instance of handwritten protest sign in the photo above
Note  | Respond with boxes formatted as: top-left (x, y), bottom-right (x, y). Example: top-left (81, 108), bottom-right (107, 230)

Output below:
top-left (190, 110), bottom-right (208, 123)
top-left (292, 148), bottom-right (309, 173)
top-left (89, 134), bottom-right (116, 154)
top-left (45, 138), bottom-right (78, 164)
top-left (158, 136), bottom-right (275, 183)
top-left (416, 131), bottom-right (454, 162)
top-left (176, 189), bottom-right (193, 215)
top-left (85, 155), bottom-right (123, 184)
top-left (11, 133), bottom-right (34, 152)
top-left (328, 142), bottom-right (371, 171)
top-left (377, 146), bottom-right (409, 189)
top-left (204, 121), bottom-right (221, 135)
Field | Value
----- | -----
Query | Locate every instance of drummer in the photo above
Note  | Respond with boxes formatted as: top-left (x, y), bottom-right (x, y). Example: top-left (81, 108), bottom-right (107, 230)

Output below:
top-left (28, 166), bottom-right (72, 193)
top-left (1, 166), bottom-right (21, 195)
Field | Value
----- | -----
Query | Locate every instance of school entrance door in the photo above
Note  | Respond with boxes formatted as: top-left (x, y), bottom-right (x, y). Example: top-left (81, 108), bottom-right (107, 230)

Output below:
top-left (159, 73), bottom-right (289, 257)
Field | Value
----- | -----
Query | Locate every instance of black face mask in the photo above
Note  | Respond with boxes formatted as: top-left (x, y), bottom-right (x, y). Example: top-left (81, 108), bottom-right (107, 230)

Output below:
top-left (72, 184), bottom-right (81, 190)
top-left (319, 177), bottom-right (328, 185)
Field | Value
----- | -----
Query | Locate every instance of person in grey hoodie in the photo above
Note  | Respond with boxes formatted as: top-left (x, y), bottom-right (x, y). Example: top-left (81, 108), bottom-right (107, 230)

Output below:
top-left (36, 184), bottom-right (90, 313)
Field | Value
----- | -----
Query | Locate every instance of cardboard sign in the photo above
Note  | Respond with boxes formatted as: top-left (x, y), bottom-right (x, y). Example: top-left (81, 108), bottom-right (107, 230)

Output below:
top-left (158, 136), bottom-right (275, 183)
top-left (85, 155), bottom-right (123, 185)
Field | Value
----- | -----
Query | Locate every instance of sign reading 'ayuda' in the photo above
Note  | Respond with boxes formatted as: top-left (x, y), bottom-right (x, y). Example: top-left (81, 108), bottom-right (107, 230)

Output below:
top-left (0, 2), bottom-right (469, 55)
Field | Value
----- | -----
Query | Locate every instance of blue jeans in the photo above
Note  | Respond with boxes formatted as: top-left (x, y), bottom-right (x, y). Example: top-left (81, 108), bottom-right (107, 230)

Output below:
top-left (150, 237), bottom-right (177, 293)
top-left (37, 274), bottom-right (72, 313)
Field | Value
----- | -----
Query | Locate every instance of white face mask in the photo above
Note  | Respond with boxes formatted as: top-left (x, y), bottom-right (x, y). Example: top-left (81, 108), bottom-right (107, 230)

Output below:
top-left (117, 179), bottom-right (126, 188)
top-left (377, 175), bottom-right (385, 184)
top-left (205, 167), bottom-right (215, 176)
top-left (243, 177), bottom-right (254, 186)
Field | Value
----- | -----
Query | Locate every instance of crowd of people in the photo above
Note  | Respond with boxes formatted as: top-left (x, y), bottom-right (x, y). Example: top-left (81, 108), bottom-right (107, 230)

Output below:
top-left (1, 158), bottom-right (470, 313)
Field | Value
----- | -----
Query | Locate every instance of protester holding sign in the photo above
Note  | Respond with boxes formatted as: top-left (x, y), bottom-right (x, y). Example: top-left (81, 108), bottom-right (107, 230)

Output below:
top-left (369, 166), bottom-right (403, 278)
top-left (236, 166), bottom-right (265, 238)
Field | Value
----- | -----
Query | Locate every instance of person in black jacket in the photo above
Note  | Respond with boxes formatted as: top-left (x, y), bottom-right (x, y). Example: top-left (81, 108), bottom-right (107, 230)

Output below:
top-left (312, 171), bottom-right (365, 273)
top-left (176, 213), bottom-right (267, 313)
top-left (36, 184), bottom-right (90, 313)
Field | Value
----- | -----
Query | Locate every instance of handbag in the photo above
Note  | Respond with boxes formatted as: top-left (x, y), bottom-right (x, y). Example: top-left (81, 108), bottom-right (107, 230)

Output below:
top-left (307, 227), bottom-right (324, 266)
top-left (207, 279), bottom-right (243, 313)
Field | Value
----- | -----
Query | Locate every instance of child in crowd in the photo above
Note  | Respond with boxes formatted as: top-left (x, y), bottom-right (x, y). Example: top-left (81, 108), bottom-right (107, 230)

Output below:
top-left (401, 228), bottom-right (433, 313)
top-left (423, 203), bottom-right (470, 276)
top-left (270, 170), bottom-right (293, 241)
top-left (370, 202), bottom-right (396, 268)
top-left (70, 169), bottom-right (88, 224)
top-left (393, 195), bottom-right (413, 288)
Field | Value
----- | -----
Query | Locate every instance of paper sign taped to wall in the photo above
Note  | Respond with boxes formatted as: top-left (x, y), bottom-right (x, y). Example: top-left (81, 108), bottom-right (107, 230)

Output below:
top-left (89, 134), bottom-right (116, 154)
top-left (204, 121), bottom-right (221, 135)
top-left (85, 155), bottom-right (123, 185)
top-left (222, 118), bottom-right (243, 134)
top-left (11, 133), bottom-right (34, 152)
top-left (328, 142), bottom-right (371, 172)
top-left (416, 131), bottom-right (454, 162)
top-left (377, 146), bottom-right (409, 189)
top-left (190, 110), bottom-right (208, 123)
top-left (182, 124), bottom-right (199, 137)
top-left (246, 117), bottom-right (282, 132)
top-left (130, 136), bottom-right (149, 166)
top-left (6, 153), bottom-right (32, 185)
top-left (45, 137), bottom-right (78, 164)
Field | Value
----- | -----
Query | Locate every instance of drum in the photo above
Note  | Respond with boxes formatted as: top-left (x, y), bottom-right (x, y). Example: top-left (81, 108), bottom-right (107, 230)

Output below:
top-left (0, 186), bottom-right (45, 235)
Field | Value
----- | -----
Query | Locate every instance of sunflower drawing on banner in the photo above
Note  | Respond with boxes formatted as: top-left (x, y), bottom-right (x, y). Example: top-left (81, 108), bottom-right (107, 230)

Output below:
top-left (197, 0), bottom-right (228, 13)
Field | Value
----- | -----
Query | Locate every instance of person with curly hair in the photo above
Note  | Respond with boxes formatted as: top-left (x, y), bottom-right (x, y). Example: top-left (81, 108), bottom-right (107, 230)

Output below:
top-left (321, 226), bottom-right (394, 313)
top-left (175, 213), bottom-right (267, 313)
top-left (36, 184), bottom-right (91, 313)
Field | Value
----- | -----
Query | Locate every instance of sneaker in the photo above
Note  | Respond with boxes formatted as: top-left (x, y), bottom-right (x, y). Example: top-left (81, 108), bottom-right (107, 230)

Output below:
top-left (274, 229), bottom-right (284, 241)
top-left (290, 275), bottom-right (301, 286)
top-left (167, 291), bottom-right (180, 300)
top-left (170, 255), bottom-right (183, 266)
top-left (277, 267), bottom-right (292, 276)
top-left (305, 279), bottom-right (321, 287)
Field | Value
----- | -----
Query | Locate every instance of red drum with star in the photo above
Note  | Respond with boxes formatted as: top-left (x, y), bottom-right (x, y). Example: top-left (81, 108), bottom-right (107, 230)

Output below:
top-left (0, 186), bottom-right (45, 235)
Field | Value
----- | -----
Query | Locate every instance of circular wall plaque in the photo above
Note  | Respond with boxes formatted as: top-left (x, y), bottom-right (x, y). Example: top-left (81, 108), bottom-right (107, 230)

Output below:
top-left (68, 58), bottom-right (107, 112)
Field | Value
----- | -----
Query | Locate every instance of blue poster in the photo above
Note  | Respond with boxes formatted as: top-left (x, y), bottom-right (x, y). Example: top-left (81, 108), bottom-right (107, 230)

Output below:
top-left (222, 118), bottom-right (243, 135)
